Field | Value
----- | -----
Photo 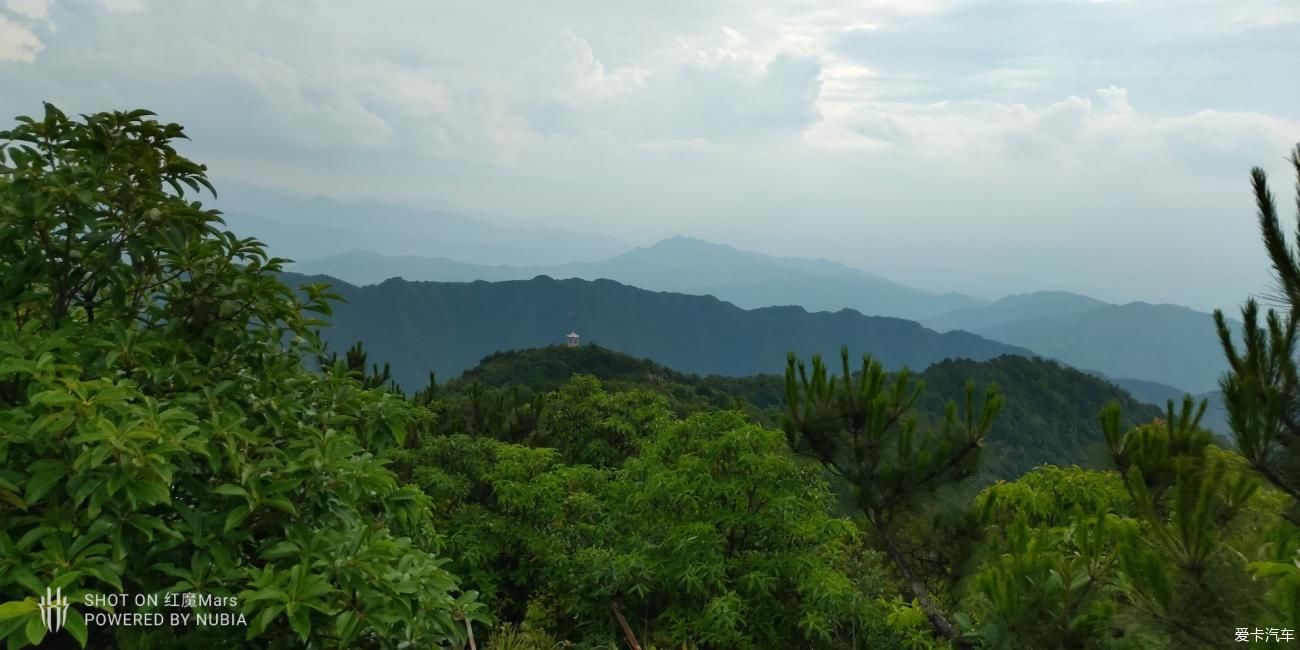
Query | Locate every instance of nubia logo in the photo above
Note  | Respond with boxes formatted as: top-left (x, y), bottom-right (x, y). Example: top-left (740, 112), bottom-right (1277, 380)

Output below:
top-left (37, 587), bottom-right (71, 633)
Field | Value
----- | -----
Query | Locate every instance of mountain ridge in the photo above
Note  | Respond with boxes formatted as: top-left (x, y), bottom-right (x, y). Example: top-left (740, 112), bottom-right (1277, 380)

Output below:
top-left (286, 272), bottom-right (1029, 391)
top-left (442, 344), bottom-right (1162, 481)
top-left (289, 238), bottom-right (987, 321)
top-left (926, 290), bottom-right (1236, 394)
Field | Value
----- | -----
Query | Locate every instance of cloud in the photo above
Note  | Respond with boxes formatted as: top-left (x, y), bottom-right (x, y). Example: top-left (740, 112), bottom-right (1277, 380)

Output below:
top-left (0, 0), bottom-right (1296, 310)
top-left (510, 28), bottom-right (823, 141)
top-left (0, 14), bottom-right (42, 62)
top-left (809, 86), bottom-right (1297, 178)
top-left (6, 0), bottom-right (49, 20)
top-left (97, 0), bottom-right (146, 12)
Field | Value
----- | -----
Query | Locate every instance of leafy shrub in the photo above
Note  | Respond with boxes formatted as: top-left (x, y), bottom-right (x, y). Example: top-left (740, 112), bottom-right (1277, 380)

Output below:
top-left (0, 104), bottom-right (482, 648)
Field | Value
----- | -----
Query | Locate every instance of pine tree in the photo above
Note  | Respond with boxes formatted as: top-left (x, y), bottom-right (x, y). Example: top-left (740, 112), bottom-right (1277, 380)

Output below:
top-left (1101, 397), bottom-right (1258, 646)
top-left (783, 346), bottom-right (1002, 646)
top-left (1215, 145), bottom-right (1300, 515)
top-left (1213, 145), bottom-right (1300, 632)
top-left (320, 341), bottom-right (397, 391)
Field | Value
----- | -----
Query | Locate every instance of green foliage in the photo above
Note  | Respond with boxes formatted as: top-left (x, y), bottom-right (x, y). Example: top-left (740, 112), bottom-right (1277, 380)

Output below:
top-left (446, 346), bottom-right (1164, 487)
top-left (587, 411), bottom-right (885, 649)
top-left (447, 344), bottom-right (787, 422)
top-left (959, 147), bottom-right (1300, 650)
top-left (528, 375), bottom-right (671, 467)
top-left (1215, 146), bottom-right (1300, 512)
top-left (0, 104), bottom-right (478, 648)
top-left (964, 468), bottom-right (1138, 649)
top-left (1106, 400), bottom-right (1264, 645)
top-left (409, 433), bottom-right (609, 626)
top-left (318, 341), bottom-right (400, 392)
top-left (918, 356), bottom-right (1162, 484)
top-left (782, 346), bottom-right (1002, 646)
top-left (416, 377), bottom-right (905, 649)
top-left (966, 399), bottom-right (1265, 648)
top-left (975, 466), bottom-right (1132, 528)
top-left (485, 623), bottom-right (564, 650)
top-left (782, 347), bottom-right (1003, 523)
top-left (1214, 144), bottom-right (1300, 632)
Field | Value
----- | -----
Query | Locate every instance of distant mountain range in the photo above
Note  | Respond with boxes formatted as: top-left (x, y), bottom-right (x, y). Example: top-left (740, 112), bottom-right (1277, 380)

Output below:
top-left (216, 187), bottom-right (629, 266)
top-left (290, 236), bottom-right (987, 321)
top-left (924, 291), bottom-right (1109, 332)
top-left (1101, 376), bottom-right (1228, 436)
top-left (299, 247), bottom-right (1238, 395)
top-left (925, 291), bottom-right (1237, 394)
top-left (285, 272), bottom-right (1030, 391)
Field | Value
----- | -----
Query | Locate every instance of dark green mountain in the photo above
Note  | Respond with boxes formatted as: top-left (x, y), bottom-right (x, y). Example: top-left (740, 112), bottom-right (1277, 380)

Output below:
top-left (444, 345), bottom-right (1161, 481)
top-left (917, 356), bottom-right (1162, 480)
top-left (288, 272), bottom-right (1028, 392)
top-left (926, 291), bottom-right (1235, 394)
top-left (447, 344), bottom-right (788, 418)
top-left (291, 236), bottom-right (986, 320)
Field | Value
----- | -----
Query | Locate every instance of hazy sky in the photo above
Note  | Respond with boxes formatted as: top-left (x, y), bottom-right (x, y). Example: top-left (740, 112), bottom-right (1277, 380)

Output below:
top-left (2, 0), bottom-right (1297, 310)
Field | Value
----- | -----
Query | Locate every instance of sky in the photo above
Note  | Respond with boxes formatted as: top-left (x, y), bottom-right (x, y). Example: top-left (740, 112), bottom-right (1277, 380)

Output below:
top-left (1, 0), bottom-right (1298, 311)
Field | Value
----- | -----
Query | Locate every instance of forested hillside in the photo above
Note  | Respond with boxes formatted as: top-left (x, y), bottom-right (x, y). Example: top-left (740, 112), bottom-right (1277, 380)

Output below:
top-left (6, 106), bottom-right (1300, 650)
top-left (445, 344), bottom-right (789, 415)
top-left (285, 271), bottom-right (1029, 390)
top-left (439, 345), bottom-right (1160, 481)
top-left (917, 356), bottom-right (1161, 480)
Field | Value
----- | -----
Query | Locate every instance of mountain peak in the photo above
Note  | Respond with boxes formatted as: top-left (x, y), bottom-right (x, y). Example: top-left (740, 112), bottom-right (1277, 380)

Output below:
top-left (993, 290), bottom-right (1109, 308)
top-left (643, 235), bottom-right (736, 254)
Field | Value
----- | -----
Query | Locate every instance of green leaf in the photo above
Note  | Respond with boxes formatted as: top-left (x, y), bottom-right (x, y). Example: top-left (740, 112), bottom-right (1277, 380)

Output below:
top-left (24, 469), bottom-right (63, 504)
top-left (223, 505), bottom-right (249, 533)
top-left (1068, 572), bottom-right (1091, 591)
top-left (333, 610), bottom-right (359, 644)
top-left (15, 527), bottom-right (52, 551)
top-left (211, 484), bottom-right (249, 499)
top-left (124, 479), bottom-right (170, 507)
top-left (246, 606), bottom-right (282, 639)
top-left (262, 497), bottom-right (296, 515)
top-left (0, 602), bottom-right (34, 622)
top-left (243, 588), bottom-right (288, 604)
top-left (259, 541), bottom-right (299, 560)
top-left (29, 390), bottom-right (76, 408)
top-left (23, 614), bottom-right (44, 647)
top-left (48, 572), bottom-right (80, 591)
top-left (65, 611), bottom-right (87, 648)
top-left (288, 606), bottom-right (311, 642)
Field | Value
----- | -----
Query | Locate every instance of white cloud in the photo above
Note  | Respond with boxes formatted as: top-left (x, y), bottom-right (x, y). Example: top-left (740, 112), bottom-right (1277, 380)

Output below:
top-left (503, 28), bottom-right (822, 142)
top-left (0, 0), bottom-right (1296, 309)
top-left (808, 86), bottom-right (1297, 176)
top-left (0, 14), bottom-right (42, 62)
